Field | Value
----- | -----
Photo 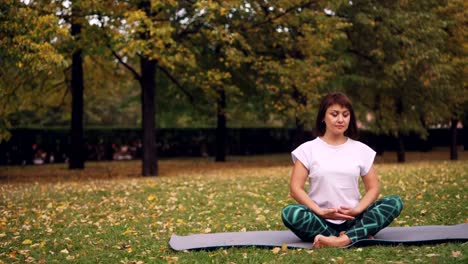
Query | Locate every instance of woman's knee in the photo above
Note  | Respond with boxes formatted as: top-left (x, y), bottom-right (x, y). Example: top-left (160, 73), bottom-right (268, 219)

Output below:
top-left (389, 195), bottom-right (403, 208)
top-left (382, 195), bottom-right (404, 213)
top-left (281, 204), bottom-right (308, 225)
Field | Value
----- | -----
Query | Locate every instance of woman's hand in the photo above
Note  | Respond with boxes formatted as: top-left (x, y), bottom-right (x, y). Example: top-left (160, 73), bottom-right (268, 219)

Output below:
top-left (338, 206), bottom-right (361, 217)
top-left (319, 208), bottom-right (355, 220)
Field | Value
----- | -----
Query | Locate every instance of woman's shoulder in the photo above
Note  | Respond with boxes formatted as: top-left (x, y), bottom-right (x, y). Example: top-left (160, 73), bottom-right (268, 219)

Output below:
top-left (299, 138), bottom-right (321, 147)
top-left (348, 138), bottom-right (375, 152)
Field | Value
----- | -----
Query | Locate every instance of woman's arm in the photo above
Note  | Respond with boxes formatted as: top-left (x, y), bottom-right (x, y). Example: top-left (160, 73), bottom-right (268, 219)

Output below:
top-left (290, 160), bottom-right (355, 220)
top-left (339, 165), bottom-right (380, 216)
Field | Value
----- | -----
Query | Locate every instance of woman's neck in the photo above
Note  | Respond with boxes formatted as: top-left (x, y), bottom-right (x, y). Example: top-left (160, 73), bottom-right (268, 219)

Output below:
top-left (320, 133), bottom-right (347, 146)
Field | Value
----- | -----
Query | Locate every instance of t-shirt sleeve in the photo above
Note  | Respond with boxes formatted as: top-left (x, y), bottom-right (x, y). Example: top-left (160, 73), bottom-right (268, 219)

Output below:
top-left (360, 144), bottom-right (376, 176)
top-left (291, 144), bottom-right (310, 169)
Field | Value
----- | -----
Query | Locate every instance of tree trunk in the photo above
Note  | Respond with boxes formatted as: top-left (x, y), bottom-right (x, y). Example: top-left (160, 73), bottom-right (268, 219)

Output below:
top-left (395, 98), bottom-right (405, 163)
top-left (215, 88), bottom-right (227, 162)
top-left (140, 57), bottom-right (158, 176)
top-left (396, 134), bottom-right (406, 163)
top-left (450, 118), bottom-right (458, 160)
top-left (69, 20), bottom-right (85, 170)
top-left (464, 119), bottom-right (468, 151)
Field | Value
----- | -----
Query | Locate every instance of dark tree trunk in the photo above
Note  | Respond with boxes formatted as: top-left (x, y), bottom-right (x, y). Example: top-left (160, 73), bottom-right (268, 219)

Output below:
top-left (69, 20), bottom-right (85, 170)
top-left (396, 133), bottom-right (406, 163)
top-left (140, 57), bottom-right (158, 176)
top-left (450, 118), bottom-right (458, 160)
top-left (395, 97), bottom-right (405, 163)
top-left (464, 119), bottom-right (468, 151)
top-left (215, 88), bottom-right (227, 162)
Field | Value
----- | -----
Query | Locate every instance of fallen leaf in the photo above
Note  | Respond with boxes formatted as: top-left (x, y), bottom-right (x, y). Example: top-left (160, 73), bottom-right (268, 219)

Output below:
top-left (162, 256), bottom-right (178, 262)
top-left (281, 243), bottom-right (287, 251)
top-left (24, 257), bottom-right (35, 263)
top-left (420, 209), bottom-right (427, 216)
top-left (60, 249), bottom-right (69, 254)
top-left (426, 253), bottom-right (440, 257)
top-left (271, 247), bottom-right (281, 254)
top-left (451, 251), bottom-right (461, 258)
top-left (118, 244), bottom-right (131, 250)
top-left (22, 239), bottom-right (33, 245)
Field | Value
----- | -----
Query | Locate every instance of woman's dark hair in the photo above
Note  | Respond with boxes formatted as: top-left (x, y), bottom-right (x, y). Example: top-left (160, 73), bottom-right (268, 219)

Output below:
top-left (315, 92), bottom-right (358, 139)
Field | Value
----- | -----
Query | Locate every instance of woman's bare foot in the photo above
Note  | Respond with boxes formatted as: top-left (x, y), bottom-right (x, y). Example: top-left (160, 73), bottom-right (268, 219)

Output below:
top-left (313, 234), bottom-right (351, 248)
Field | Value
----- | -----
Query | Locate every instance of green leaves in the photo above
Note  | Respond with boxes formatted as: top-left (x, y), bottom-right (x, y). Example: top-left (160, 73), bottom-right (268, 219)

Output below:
top-left (341, 0), bottom-right (466, 137)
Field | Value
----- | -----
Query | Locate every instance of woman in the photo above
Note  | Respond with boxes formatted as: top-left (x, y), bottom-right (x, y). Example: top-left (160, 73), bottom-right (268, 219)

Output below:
top-left (281, 92), bottom-right (403, 248)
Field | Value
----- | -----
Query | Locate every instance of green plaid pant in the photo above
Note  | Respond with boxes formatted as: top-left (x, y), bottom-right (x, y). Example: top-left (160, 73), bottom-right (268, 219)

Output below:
top-left (281, 196), bottom-right (403, 242)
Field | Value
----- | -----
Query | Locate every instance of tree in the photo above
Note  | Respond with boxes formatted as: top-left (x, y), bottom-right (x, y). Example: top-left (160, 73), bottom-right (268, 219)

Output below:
top-left (337, 0), bottom-right (457, 162)
top-left (173, 0), bottom-right (350, 161)
top-left (435, 0), bottom-right (467, 160)
top-left (0, 0), bottom-right (68, 141)
top-left (100, 0), bottom-right (202, 175)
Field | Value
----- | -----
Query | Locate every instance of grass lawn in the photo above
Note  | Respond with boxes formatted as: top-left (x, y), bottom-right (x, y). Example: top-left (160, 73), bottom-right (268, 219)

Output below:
top-left (0, 151), bottom-right (467, 263)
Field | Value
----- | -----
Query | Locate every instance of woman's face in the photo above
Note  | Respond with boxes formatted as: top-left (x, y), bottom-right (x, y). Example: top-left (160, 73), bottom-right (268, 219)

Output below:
top-left (323, 104), bottom-right (350, 136)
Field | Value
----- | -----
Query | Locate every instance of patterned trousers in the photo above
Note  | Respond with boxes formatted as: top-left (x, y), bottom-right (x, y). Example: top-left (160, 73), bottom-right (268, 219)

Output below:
top-left (281, 196), bottom-right (403, 242)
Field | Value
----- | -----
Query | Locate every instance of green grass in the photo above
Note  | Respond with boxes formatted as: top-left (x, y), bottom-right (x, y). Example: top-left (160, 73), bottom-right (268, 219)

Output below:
top-left (0, 152), bottom-right (467, 263)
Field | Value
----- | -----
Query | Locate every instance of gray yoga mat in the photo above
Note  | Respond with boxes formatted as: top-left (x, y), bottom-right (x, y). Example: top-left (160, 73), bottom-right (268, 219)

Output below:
top-left (169, 224), bottom-right (468, 251)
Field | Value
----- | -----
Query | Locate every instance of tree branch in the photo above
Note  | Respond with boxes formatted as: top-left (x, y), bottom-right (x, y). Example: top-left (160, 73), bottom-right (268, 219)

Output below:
top-left (107, 45), bottom-right (142, 83)
top-left (157, 65), bottom-right (194, 103)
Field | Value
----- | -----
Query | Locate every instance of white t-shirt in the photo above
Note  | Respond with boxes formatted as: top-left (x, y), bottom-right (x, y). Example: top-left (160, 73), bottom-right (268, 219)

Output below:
top-left (291, 137), bottom-right (376, 224)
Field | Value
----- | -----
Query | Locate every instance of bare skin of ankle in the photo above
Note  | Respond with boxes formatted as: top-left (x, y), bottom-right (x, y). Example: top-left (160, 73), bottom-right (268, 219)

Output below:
top-left (313, 234), bottom-right (352, 248)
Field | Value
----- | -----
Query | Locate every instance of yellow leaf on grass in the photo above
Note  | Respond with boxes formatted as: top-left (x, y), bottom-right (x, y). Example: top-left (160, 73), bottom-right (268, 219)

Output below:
top-left (147, 195), bottom-right (157, 201)
top-left (22, 239), bottom-right (33, 245)
top-left (162, 256), bottom-right (179, 262)
top-left (281, 243), bottom-right (287, 251)
top-left (122, 228), bottom-right (137, 235)
top-left (271, 247), bottom-right (281, 254)
top-left (451, 251), bottom-right (462, 258)
top-left (256, 215), bottom-right (266, 221)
